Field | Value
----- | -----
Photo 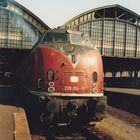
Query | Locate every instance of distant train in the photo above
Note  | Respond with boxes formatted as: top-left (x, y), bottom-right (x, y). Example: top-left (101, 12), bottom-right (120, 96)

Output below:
top-left (18, 29), bottom-right (107, 126)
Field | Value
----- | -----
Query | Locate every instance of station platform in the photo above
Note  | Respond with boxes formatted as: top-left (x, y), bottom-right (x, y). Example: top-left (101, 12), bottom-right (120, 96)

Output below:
top-left (0, 105), bottom-right (31, 140)
top-left (105, 87), bottom-right (140, 96)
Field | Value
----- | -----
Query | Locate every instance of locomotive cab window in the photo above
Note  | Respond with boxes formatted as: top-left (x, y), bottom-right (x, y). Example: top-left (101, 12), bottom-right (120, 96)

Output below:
top-left (42, 32), bottom-right (53, 43)
top-left (53, 33), bottom-right (68, 42)
top-left (42, 31), bottom-right (68, 43)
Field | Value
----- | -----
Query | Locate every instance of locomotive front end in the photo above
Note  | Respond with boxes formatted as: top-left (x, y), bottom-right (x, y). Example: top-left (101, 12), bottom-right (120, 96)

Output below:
top-left (19, 29), bottom-right (107, 126)
top-left (37, 29), bottom-right (106, 125)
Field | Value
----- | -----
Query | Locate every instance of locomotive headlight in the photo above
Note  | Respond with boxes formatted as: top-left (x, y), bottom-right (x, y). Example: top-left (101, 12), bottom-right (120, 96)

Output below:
top-left (92, 78), bottom-right (98, 94)
top-left (92, 71), bottom-right (98, 83)
top-left (92, 85), bottom-right (98, 93)
top-left (47, 69), bottom-right (55, 81)
top-left (48, 81), bottom-right (55, 92)
top-left (48, 82), bottom-right (55, 86)
top-left (48, 86), bottom-right (55, 92)
top-left (92, 88), bottom-right (98, 94)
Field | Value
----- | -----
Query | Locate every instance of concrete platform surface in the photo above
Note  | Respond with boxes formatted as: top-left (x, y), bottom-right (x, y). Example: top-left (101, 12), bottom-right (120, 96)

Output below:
top-left (105, 87), bottom-right (140, 96)
top-left (0, 105), bottom-right (31, 140)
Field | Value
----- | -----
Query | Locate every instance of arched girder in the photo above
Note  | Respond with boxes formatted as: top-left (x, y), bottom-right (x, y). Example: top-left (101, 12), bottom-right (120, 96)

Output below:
top-left (62, 4), bottom-right (140, 29)
top-left (1, 0), bottom-right (50, 34)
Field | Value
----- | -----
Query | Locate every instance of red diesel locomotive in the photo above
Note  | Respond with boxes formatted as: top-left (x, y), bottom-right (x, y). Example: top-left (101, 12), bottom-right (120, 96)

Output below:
top-left (18, 29), bottom-right (107, 126)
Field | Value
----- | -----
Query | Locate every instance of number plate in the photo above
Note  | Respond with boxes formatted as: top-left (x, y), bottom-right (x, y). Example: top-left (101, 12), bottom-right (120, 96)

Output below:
top-left (64, 86), bottom-right (84, 91)
top-left (70, 76), bottom-right (78, 83)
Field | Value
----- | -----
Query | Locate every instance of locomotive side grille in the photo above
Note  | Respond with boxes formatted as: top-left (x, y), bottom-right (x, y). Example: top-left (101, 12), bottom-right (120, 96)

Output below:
top-left (63, 72), bottom-right (85, 76)
top-left (63, 72), bottom-right (73, 75)
top-left (75, 72), bottom-right (85, 76)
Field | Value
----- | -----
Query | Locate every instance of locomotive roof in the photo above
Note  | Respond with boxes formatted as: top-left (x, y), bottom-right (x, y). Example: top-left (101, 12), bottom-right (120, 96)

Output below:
top-left (44, 28), bottom-right (84, 35)
top-left (40, 28), bottom-right (95, 49)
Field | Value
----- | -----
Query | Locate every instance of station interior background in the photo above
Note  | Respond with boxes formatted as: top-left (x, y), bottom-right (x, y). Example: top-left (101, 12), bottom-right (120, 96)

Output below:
top-left (0, 0), bottom-right (140, 89)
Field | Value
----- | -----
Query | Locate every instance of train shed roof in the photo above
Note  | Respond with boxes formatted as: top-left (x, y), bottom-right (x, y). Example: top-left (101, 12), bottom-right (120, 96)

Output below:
top-left (1, 0), bottom-right (50, 33)
top-left (62, 4), bottom-right (140, 28)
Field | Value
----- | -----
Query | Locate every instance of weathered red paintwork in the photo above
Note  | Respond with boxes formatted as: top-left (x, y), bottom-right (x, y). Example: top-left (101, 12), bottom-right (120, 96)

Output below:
top-left (26, 45), bottom-right (104, 96)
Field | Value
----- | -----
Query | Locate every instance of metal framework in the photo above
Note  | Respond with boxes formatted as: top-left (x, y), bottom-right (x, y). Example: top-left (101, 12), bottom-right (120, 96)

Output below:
top-left (0, 0), bottom-right (50, 50)
top-left (8, 0), bottom-right (50, 33)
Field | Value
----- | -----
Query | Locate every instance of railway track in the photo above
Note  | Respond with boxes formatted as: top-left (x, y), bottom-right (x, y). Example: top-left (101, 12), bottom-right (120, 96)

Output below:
top-left (32, 126), bottom-right (101, 140)
top-left (31, 105), bottom-right (140, 140)
top-left (46, 126), bottom-right (101, 140)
